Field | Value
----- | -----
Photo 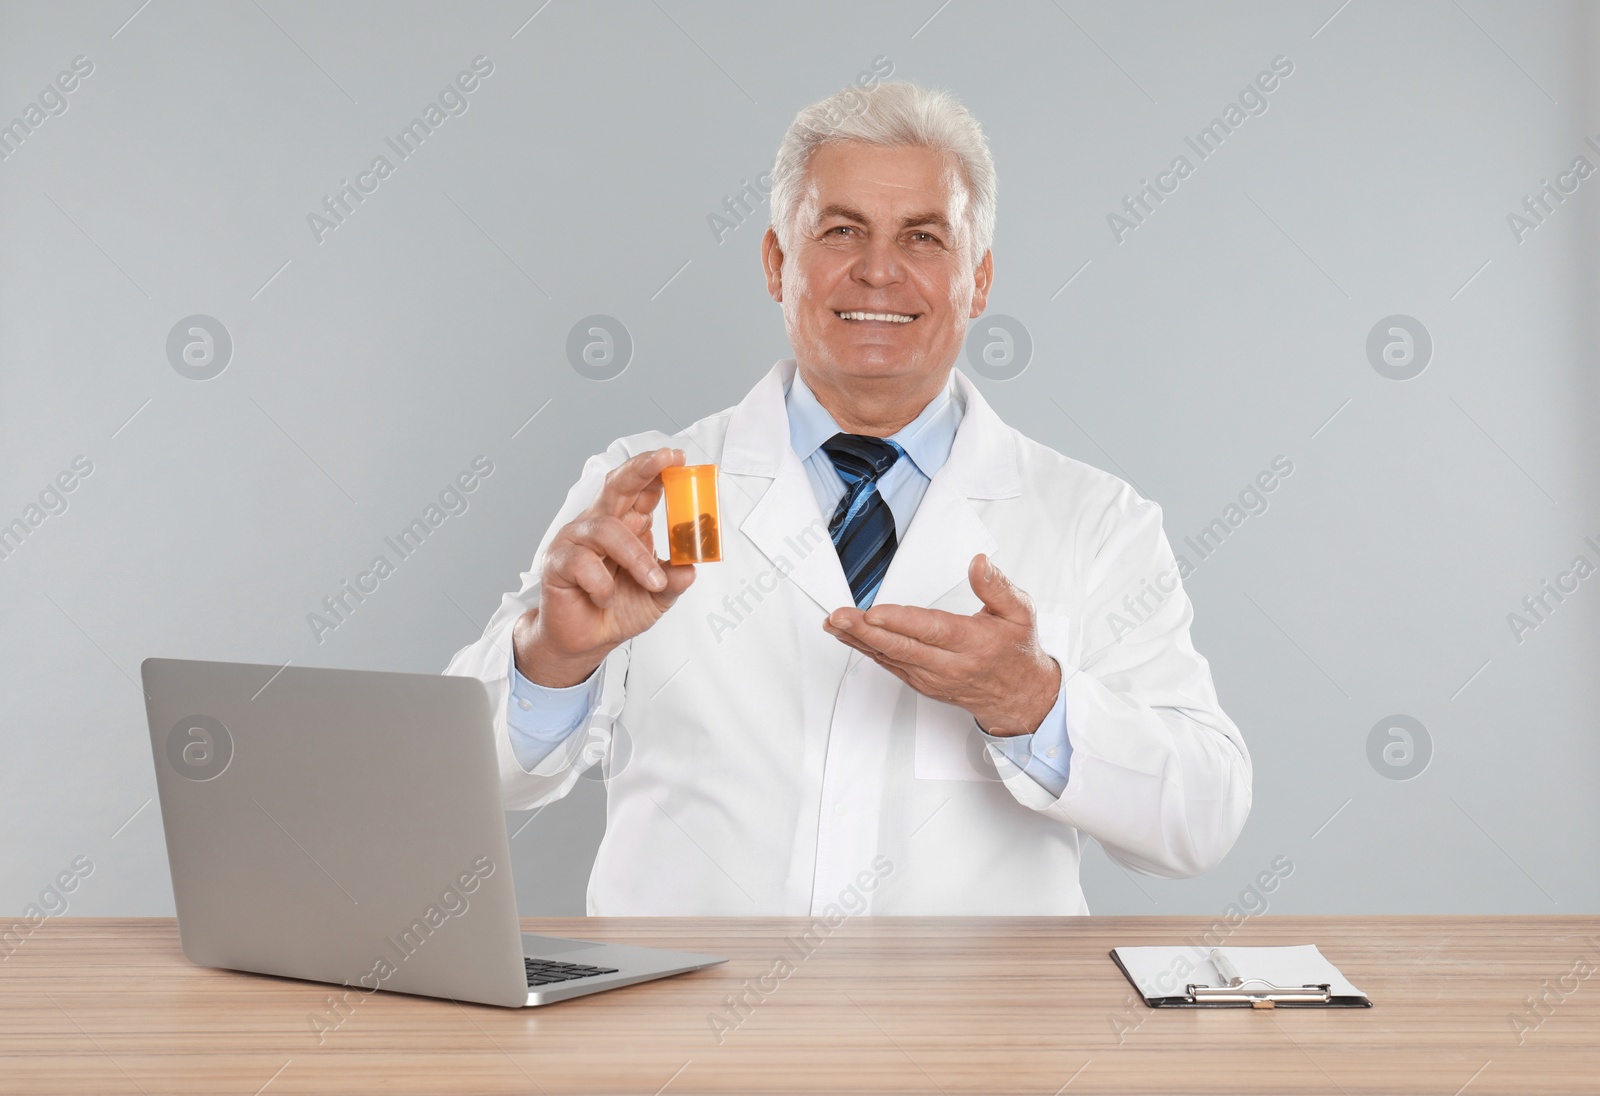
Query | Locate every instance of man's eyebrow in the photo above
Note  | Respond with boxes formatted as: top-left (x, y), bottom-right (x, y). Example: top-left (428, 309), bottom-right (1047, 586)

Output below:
top-left (899, 210), bottom-right (953, 232)
top-left (816, 203), bottom-right (869, 224)
top-left (814, 203), bottom-right (954, 232)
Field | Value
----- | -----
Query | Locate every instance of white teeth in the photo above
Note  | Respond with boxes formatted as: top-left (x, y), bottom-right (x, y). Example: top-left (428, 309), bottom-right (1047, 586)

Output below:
top-left (838, 311), bottom-right (915, 323)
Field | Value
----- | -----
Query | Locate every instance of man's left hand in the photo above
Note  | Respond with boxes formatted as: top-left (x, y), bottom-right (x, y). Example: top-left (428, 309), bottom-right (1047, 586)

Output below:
top-left (822, 553), bottom-right (1062, 737)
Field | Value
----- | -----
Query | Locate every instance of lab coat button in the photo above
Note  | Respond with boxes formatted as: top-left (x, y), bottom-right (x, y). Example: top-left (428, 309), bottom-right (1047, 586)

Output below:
top-left (834, 802), bottom-right (846, 815)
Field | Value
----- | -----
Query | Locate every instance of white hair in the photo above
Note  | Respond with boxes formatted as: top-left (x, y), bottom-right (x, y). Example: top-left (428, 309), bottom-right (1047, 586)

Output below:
top-left (768, 81), bottom-right (997, 264)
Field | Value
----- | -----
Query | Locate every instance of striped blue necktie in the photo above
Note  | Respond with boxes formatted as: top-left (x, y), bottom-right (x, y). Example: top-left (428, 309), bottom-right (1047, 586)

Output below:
top-left (821, 432), bottom-right (904, 608)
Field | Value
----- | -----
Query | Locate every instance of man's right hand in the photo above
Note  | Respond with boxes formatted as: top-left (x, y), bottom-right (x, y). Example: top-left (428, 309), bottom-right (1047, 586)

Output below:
top-left (512, 448), bottom-right (698, 688)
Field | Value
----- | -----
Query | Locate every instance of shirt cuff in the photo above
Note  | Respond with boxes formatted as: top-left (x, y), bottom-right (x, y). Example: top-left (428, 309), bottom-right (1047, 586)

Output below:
top-left (506, 647), bottom-right (601, 772)
top-left (977, 672), bottom-right (1073, 798)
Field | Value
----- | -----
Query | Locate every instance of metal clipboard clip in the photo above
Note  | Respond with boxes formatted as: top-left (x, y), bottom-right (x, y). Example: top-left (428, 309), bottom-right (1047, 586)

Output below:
top-left (1186, 949), bottom-right (1333, 1008)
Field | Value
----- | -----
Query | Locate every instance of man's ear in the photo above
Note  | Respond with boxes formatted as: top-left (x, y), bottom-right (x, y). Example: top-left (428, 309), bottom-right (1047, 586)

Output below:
top-left (968, 249), bottom-right (994, 318)
top-left (761, 227), bottom-right (785, 303)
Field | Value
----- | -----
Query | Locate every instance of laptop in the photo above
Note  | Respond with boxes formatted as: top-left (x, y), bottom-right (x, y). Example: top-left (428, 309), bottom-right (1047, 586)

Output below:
top-left (140, 657), bottom-right (726, 1007)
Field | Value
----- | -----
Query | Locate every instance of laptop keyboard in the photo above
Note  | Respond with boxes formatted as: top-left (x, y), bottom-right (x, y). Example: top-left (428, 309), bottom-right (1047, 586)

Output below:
top-left (525, 957), bottom-right (620, 987)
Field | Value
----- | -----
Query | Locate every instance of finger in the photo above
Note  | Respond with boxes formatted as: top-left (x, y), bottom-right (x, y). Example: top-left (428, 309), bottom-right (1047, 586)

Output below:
top-left (847, 620), bottom-right (954, 672)
top-left (822, 625), bottom-right (939, 695)
top-left (656, 562), bottom-right (697, 600)
top-left (827, 612), bottom-right (956, 675)
top-left (825, 622), bottom-right (908, 670)
top-left (621, 508), bottom-right (655, 550)
top-left (969, 553), bottom-right (1033, 626)
top-left (569, 515), bottom-right (668, 592)
top-left (547, 544), bottom-right (618, 607)
top-left (858, 603), bottom-right (969, 651)
top-left (861, 652), bottom-right (916, 692)
top-left (629, 472), bottom-right (668, 519)
top-left (823, 619), bottom-right (878, 657)
top-left (595, 448), bottom-right (684, 518)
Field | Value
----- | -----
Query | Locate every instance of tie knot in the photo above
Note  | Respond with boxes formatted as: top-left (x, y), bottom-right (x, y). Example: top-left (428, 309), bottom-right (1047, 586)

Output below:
top-left (821, 433), bottom-right (903, 484)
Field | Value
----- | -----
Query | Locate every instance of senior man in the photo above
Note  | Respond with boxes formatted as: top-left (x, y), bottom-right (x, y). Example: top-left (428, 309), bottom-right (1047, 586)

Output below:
top-left (447, 82), bottom-right (1251, 915)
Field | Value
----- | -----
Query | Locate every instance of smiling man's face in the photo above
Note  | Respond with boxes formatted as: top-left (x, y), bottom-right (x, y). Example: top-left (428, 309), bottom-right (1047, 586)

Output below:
top-left (762, 141), bottom-right (992, 433)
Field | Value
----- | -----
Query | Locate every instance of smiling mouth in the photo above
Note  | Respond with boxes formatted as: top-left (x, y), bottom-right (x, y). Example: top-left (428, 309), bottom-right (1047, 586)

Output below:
top-left (835, 311), bottom-right (919, 324)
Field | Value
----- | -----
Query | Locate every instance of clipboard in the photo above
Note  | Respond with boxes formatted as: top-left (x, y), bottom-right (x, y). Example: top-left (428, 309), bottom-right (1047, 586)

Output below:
top-left (1110, 944), bottom-right (1372, 1009)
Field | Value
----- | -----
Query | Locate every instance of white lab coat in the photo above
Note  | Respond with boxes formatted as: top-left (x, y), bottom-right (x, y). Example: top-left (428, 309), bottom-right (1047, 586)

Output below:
top-left (445, 360), bottom-right (1251, 915)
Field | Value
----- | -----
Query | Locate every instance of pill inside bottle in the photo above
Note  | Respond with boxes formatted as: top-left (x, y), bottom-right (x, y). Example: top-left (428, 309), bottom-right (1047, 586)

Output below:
top-left (660, 464), bottom-right (722, 564)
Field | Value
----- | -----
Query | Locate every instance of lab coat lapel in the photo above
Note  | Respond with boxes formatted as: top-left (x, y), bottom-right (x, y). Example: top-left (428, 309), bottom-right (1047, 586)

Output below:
top-left (723, 361), bottom-right (854, 615)
top-left (873, 368), bottom-right (1022, 611)
top-left (720, 362), bottom-right (1022, 617)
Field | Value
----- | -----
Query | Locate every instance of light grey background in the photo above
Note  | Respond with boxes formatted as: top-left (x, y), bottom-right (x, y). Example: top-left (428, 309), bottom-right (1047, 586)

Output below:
top-left (3, 0), bottom-right (1596, 919)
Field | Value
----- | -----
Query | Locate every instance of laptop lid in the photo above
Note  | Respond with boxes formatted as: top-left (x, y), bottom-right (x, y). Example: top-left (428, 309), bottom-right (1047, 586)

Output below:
top-left (141, 658), bottom-right (531, 1008)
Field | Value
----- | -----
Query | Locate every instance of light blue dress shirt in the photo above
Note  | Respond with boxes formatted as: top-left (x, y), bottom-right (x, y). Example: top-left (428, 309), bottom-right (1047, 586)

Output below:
top-left (505, 368), bottom-right (1074, 795)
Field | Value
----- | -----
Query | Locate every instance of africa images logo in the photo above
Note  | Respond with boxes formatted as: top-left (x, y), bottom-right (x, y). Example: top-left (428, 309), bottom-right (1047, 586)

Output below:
top-left (165, 715), bottom-right (233, 782)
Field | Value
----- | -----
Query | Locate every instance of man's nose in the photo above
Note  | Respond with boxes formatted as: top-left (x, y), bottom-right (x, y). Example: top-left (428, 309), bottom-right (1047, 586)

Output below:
top-left (851, 233), bottom-right (904, 287)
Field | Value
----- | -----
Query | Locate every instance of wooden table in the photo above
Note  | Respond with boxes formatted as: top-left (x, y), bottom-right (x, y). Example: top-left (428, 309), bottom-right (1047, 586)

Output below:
top-left (2, 917), bottom-right (1597, 1094)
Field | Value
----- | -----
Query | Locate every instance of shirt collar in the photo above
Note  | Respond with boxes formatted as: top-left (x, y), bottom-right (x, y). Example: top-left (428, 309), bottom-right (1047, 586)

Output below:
top-left (785, 367), bottom-right (963, 480)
